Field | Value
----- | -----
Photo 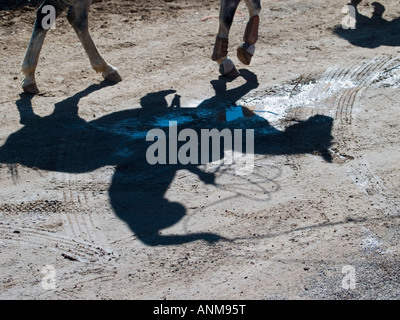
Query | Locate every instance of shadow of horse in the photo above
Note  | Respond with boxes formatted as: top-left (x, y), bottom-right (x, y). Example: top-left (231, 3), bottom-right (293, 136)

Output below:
top-left (0, 70), bottom-right (334, 246)
top-left (335, 1), bottom-right (400, 48)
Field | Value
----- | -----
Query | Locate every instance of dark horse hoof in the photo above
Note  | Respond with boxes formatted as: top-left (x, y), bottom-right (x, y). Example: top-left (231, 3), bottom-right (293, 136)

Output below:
top-left (237, 43), bottom-right (255, 65)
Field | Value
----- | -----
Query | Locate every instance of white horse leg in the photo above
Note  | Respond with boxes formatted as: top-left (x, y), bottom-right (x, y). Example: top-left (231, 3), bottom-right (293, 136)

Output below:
top-left (22, 30), bottom-right (47, 94)
top-left (21, 0), bottom-right (64, 94)
top-left (237, 0), bottom-right (261, 65)
top-left (67, 1), bottom-right (122, 83)
top-left (212, 0), bottom-right (241, 77)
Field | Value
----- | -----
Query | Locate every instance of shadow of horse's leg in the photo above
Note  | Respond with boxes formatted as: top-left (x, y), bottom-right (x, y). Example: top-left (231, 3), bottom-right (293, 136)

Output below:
top-left (351, 0), bottom-right (362, 6)
top-left (15, 93), bottom-right (40, 125)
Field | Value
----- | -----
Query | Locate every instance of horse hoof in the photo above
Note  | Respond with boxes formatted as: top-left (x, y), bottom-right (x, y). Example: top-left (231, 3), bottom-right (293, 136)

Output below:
top-left (219, 59), bottom-right (240, 78)
top-left (22, 81), bottom-right (40, 95)
top-left (237, 43), bottom-right (255, 65)
top-left (103, 69), bottom-right (122, 83)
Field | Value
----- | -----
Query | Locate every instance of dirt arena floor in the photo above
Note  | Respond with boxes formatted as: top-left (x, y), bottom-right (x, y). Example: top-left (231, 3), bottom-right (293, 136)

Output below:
top-left (0, 0), bottom-right (399, 300)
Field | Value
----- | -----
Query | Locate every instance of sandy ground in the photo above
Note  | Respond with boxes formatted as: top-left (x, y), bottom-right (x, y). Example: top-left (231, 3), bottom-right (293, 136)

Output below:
top-left (0, 0), bottom-right (399, 300)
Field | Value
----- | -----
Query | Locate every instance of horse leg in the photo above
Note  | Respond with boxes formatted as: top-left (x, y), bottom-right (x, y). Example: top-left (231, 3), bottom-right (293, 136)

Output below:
top-left (21, 0), bottom-right (65, 94)
top-left (212, 0), bottom-right (241, 77)
top-left (67, 1), bottom-right (122, 83)
top-left (237, 0), bottom-right (261, 65)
